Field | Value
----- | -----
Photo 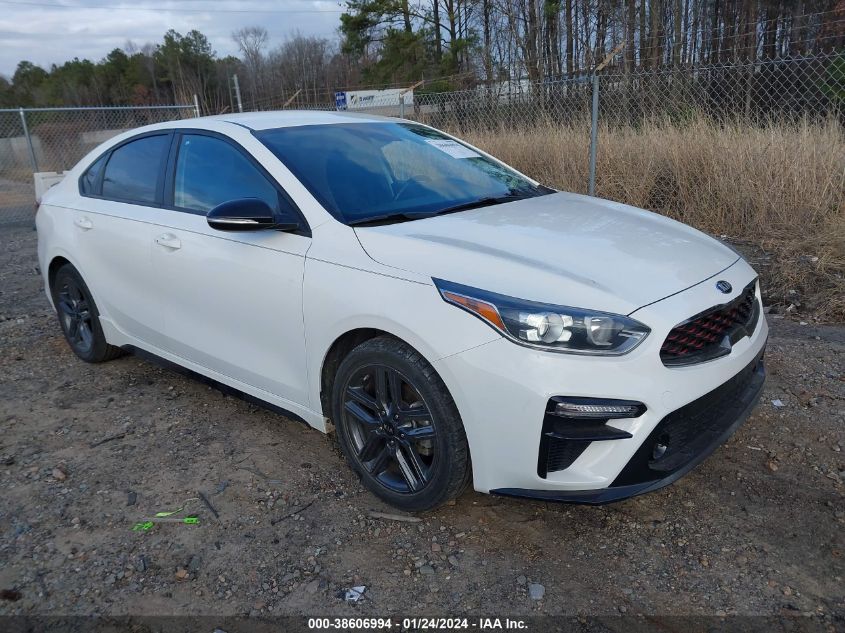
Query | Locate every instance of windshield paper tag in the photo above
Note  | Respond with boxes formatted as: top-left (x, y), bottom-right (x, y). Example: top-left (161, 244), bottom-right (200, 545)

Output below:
top-left (425, 139), bottom-right (480, 159)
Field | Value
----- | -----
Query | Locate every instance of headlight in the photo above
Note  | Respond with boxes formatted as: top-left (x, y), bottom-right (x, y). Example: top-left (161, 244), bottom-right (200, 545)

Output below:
top-left (434, 278), bottom-right (650, 355)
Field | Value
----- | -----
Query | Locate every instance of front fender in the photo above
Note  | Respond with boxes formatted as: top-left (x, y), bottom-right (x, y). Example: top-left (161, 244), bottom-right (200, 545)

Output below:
top-left (303, 256), bottom-right (499, 416)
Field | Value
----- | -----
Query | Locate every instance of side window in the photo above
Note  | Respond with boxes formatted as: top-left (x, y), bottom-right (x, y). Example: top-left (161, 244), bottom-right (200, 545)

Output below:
top-left (80, 154), bottom-right (107, 195)
top-left (102, 134), bottom-right (169, 205)
top-left (173, 134), bottom-right (281, 214)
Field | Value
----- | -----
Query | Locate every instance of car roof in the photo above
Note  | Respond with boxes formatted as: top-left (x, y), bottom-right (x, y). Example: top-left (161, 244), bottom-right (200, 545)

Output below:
top-left (66, 110), bottom-right (406, 178)
top-left (192, 110), bottom-right (398, 131)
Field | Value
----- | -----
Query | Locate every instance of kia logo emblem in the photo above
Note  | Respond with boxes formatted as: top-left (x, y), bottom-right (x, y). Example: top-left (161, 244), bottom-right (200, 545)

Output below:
top-left (716, 280), bottom-right (732, 294)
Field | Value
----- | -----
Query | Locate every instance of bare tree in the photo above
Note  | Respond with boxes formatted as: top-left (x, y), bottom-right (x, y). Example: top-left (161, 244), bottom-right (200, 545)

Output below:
top-left (232, 26), bottom-right (269, 107)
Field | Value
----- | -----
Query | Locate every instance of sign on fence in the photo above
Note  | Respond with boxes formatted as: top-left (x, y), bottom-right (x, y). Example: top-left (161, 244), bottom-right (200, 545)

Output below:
top-left (334, 88), bottom-right (414, 111)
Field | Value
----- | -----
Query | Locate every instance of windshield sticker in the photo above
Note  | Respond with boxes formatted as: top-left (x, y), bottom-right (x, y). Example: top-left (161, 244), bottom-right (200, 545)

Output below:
top-left (425, 139), bottom-right (481, 159)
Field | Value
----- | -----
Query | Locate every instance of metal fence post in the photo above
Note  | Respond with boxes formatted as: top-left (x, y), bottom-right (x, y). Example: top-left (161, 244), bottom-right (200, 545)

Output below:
top-left (193, 94), bottom-right (201, 118)
top-left (232, 75), bottom-right (244, 113)
top-left (18, 108), bottom-right (39, 173)
top-left (400, 94), bottom-right (405, 119)
top-left (588, 74), bottom-right (599, 197)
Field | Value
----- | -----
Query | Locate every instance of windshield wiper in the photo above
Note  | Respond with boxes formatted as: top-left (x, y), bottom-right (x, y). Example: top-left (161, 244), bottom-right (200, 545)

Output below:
top-left (347, 191), bottom-right (538, 227)
top-left (347, 211), bottom-right (436, 227)
top-left (428, 192), bottom-right (532, 217)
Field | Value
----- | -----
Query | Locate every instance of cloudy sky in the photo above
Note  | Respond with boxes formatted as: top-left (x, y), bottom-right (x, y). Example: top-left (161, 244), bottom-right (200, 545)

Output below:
top-left (0, 0), bottom-right (346, 77)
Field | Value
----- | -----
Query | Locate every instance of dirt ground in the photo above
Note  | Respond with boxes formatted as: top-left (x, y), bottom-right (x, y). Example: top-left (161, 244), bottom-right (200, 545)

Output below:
top-left (1, 225), bottom-right (843, 624)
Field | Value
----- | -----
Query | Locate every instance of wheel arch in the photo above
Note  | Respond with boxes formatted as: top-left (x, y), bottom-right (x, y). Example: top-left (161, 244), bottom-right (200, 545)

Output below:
top-left (318, 326), bottom-right (462, 428)
top-left (47, 255), bottom-right (73, 291)
top-left (44, 254), bottom-right (107, 326)
top-left (319, 328), bottom-right (389, 423)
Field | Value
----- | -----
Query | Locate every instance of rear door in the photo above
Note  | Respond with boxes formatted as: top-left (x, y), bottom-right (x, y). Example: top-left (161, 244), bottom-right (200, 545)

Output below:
top-left (150, 130), bottom-right (312, 408)
top-left (72, 132), bottom-right (171, 346)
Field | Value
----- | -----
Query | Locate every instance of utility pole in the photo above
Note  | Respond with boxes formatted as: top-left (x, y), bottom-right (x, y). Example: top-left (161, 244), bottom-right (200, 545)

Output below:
top-left (232, 74), bottom-right (244, 113)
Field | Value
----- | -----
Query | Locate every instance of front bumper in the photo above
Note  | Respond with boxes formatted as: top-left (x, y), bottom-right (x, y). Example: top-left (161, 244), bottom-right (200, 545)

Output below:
top-left (432, 258), bottom-right (769, 498)
top-left (492, 348), bottom-right (765, 504)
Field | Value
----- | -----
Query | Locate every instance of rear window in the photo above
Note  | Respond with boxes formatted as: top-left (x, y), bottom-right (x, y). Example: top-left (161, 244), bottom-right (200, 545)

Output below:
top-left (101, 134), bottom-right (169, 205)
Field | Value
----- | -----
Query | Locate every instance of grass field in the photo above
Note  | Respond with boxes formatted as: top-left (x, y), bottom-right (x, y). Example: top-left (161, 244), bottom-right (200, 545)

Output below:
top-left (461, 118), bottom-right (845, 320)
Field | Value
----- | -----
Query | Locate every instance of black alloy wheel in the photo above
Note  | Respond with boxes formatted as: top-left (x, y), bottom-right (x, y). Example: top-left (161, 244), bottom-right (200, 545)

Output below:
top-left (331, 336), bottom-right (471, 511)
top-left (51, 263), bottom-right (122, 363)
top-left (56, 276), bottom-right (95, 355)
top-left (343, 364), bottom-right (437, 494)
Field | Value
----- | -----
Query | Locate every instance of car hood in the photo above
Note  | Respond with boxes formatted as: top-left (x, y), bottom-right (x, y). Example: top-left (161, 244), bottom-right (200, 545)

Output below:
top-left (353, 192), bottom-right (739, 316)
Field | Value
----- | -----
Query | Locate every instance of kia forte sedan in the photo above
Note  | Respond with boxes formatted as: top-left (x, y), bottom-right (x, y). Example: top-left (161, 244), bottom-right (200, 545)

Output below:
top-left (36, 111), bottom-right (767, 511)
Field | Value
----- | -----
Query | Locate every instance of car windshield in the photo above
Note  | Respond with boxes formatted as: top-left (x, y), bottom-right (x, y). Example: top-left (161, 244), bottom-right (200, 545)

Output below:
top-left (255, 122), bottom-right (551, 225)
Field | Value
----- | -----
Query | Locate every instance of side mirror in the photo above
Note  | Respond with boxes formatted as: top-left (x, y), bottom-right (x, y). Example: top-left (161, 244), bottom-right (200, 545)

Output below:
top-left (206, 198), bottom-right (299, 232)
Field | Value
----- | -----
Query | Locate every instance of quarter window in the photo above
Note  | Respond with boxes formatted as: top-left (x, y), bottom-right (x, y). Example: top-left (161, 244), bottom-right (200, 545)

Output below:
top-left (80, 154), bottom-right (107, 195)
top-left (173, 134), bottom-right (280, 214)
top-left (101, 134), bottom-right (169, 205)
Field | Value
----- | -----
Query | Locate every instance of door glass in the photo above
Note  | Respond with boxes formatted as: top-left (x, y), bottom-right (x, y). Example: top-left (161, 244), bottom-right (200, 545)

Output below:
top-left (102, 134), bottom-right (169, 204)
top-left (174, 134), bottom-right (280, 214)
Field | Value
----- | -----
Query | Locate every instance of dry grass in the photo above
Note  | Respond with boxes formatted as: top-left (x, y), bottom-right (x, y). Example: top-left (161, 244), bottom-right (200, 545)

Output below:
top-left (458, 118), bottom-right (845, 321)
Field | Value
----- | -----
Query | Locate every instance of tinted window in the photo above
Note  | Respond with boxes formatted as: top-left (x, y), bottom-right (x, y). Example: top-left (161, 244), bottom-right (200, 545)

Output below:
top-left (174, 134), bottom-right (280, 214)
top-left (256, 122), bottom-right (548, 224)
top-left (80, 154), bottom-right (107, 195)
top-left (102, 134), bottom-right (169, 205)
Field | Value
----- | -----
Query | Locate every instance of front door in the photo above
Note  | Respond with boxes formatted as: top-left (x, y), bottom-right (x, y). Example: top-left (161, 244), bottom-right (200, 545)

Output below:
top-left (151, 132), bottom-right (311, 408)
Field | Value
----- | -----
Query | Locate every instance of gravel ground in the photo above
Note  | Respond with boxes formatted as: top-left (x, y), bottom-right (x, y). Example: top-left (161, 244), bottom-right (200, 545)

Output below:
top-left (0, 178), bottom-right (35, 227)
top-left (0, 225), bottom-right (843, 622)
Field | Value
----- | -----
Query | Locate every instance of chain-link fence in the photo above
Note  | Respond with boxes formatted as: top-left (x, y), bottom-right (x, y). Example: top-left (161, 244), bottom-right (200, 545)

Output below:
top-left (254, 51), bottom-right (843, 194)
top-left (252, 52), bottom-right (843, 125)
top-left (3, 53), bottom-right (841, 227)
top-left (405, 52), bottom-right (844, 129)
top-left (0, 104), bottom-right (197, 226)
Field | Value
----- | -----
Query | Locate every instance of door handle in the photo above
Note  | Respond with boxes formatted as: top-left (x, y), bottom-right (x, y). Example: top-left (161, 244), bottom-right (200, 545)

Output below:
top-left (155, 233), bottom-right (181, 250)
top-left (74, 217), bottom-right (93, 230)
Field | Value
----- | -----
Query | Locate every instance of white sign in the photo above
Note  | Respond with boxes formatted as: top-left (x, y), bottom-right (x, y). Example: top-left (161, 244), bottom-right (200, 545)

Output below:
top-left (336, 88), bottom-right (415, 110)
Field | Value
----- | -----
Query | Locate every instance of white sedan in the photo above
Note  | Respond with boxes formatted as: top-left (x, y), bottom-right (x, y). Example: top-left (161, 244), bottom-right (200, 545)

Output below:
top-left (36, 111), bottom-right (767, 511)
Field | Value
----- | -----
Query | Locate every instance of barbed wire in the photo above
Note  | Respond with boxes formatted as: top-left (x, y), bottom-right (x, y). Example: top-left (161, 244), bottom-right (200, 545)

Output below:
top-left (587, 17), bottom-right (845, 64)
top-left (237, 14), bottom-right (844, 108)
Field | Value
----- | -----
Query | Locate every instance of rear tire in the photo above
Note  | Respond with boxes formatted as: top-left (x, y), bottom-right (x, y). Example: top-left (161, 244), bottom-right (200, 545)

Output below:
top-left (50, 263), bottom-right (122, 363)
top-left (331, 336), bottom-right (471, 512)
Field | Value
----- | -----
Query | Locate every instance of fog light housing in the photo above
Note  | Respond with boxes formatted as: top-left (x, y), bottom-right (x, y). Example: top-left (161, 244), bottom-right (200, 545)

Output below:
top-left (538, 397), bottom-right (646, 478)
top-left (550, 397), bottom-right (646, 419)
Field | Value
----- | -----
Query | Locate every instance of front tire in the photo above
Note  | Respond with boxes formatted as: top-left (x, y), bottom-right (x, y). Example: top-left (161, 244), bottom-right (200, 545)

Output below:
top-left (50, 263), bottom-right (121, 363)
top-left (331, 336), bottom-right (471, 512)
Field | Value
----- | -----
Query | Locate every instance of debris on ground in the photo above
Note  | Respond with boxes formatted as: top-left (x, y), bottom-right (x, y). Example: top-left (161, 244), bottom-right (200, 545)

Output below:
top-left (0, 589), bottom-right (22, 602)
top-left (368, 511), bottom-right (422, 523)
top-left (198, 491), bottom-right (219, 519)
top-left (89, 432), bottom-right (126, 448)
top-left (528, 583), bottom-right (545, 601)
top-left (343, 586), bottom-right (366, 602)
